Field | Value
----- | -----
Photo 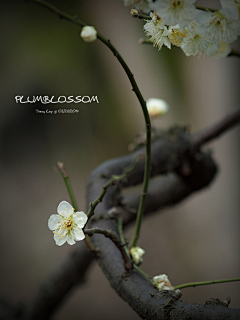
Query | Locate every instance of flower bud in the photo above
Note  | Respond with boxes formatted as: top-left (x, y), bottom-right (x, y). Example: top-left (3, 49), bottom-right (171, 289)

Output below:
top-left (153, 274), bottom-right (174, 290)
top-left (146, 98), bottom-right (169, 118)
top-left (130, 246), bottom-right (145, 264)
top-left (80, 26), bottom-right (97, 42)
top-left (130, 9), bottom-right (139, 18)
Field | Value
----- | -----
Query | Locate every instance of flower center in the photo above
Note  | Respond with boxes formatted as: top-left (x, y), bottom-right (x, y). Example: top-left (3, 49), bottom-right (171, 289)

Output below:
top-left (171, 1), bottom-right (182, 10)
top-left (64, 220), bottom-right (72, 228)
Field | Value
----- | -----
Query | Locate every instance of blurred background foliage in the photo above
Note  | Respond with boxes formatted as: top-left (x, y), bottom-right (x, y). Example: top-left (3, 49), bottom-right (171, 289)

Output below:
top-left (0, 0), bottom-right (239, 319)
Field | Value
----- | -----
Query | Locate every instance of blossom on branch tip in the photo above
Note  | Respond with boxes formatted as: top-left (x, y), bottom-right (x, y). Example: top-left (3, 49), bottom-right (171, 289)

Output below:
top-left (153, 274), bottom-right (174, 290)
top-left (48, 201), bottom-right (88, 246)
top-left (146, 98), bottom-right (169, 117)
top-left (144, 15), bottom-right (172, 50)
top-left (80, 26), bottom-right (97, 42)
top-left (153, 0), bottom-right (197, 29)
top-left (130, 246), bottom-right (145, 264)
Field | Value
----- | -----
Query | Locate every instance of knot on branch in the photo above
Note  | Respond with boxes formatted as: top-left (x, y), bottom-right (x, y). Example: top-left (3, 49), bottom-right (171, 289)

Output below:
top-left (204, 298), bottom-right (229, 308)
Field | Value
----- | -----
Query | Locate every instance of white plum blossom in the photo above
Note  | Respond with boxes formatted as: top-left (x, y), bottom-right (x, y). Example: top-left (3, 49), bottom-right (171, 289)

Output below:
top-left (167, 24), bottom-right (187, 47)
top-left (220, 0), bottom-right (240, 20)
top-left (130, 246), bottom-right (145, 264)
top-left (153, 274), bottom-right (174, 290)
top-left (124, 0), bottom-right (153, 12)
top-left (153, 0), bottom-right (197, 29)
top-left (197, 9), bottom-right (240, 43)
top-left (144, 15), bottom-right (172, 50)
top-left (48, 201), bottom-right (88, 246)
top-left (80, 26), bottom-right (97, 42)
top-left (205, 40), bottom-right (231, 58)
top-left (146, 98), bottom-right (169, 117)
top-left (180, 20), bottom-right (210, 56)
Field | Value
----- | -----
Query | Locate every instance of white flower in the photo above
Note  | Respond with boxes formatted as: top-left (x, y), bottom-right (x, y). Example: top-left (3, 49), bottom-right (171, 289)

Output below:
top-left (48, 201), bottom-right (88, 246)
top-left (130, 246), bottom-right (145, 264)
top-left (197, 9), bottom-right (240, 43)
top-left (153, 0), bottom-right (197, 29)
top-left (80, 26), bottom-right (97, 42)
top-left (146, 98), bottom-right (169, 117)
top-left (204, 40), bottom-right (231, 58)
top-left (167, 24), bottom-right (187, 47)
top-left (124, 0), bottom-right (153, 12)
top-left (180, 20), bottom-right (210, 56)
top-left (220, 0), bottom-right (240, 20)
top-left (144, 16), bottom-right (172, 50)
top-left (153, 274), bottom-right (174, 290)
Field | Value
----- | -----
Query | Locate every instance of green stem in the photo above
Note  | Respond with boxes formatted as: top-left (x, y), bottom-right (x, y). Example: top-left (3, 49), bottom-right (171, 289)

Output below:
top-left (175, 278), bottom-right (240, 290)
top-left (131, 12), bottom-right (151, 20)
top-left (118, 217), bottom-right (130, 258)
top-left (57, 162), bottom-right (95, 251)
top-left (133, 264), bottom-right (154, 284)
top-left (28, 0), bottom-right (151, 249)
top-left (57, 162), bottom-right (79, 211)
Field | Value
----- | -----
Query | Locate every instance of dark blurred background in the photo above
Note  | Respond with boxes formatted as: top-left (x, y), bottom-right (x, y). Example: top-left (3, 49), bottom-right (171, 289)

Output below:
top-left (0, 0), bottom-right (239, 319)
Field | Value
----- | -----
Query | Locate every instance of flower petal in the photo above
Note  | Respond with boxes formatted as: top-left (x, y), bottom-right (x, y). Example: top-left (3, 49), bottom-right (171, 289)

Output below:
top-left (73, 227), bottom-right (85, 241)
top-left (54, 234), bottom-right (67, 246)
top-left (66, 235), bottom-right (76, 245)
top-left (57, 201), bottom-right (74, 217)
top-left (74, 211), bottom-right (88, 228)
top-left (48, 214), bottom-right (61, 230)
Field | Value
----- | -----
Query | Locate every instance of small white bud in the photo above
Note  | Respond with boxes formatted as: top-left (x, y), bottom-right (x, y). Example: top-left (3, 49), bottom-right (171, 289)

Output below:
top-left (146, 98), bottom-right (169, 118)
top-left (153, 274), bottom-right (174, 291)
top-left (130, 246), bottom-right (145, 264)
top-left (80, 26), bottom-right (97, 43)
top-left (130, 9), bottom-right (139, 17)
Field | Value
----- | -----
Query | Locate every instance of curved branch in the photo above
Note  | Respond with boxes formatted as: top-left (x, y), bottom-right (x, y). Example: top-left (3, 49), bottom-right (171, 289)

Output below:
top-left (86, 124), bottom-right (239, 319)
top-left (22, 114), bottom-right (240, 319)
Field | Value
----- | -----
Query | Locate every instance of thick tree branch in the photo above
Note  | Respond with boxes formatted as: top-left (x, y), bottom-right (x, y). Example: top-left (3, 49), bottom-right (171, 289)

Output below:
top-left (19, 112), bottom-right (240, 320)
top-left (86, 124), bottom-right (239, 319)
top-left (85, 227), bottom-right (132, 271)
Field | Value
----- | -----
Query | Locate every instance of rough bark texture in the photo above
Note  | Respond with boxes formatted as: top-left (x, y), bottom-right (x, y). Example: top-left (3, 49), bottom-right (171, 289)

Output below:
top-left (4, 125), bottom-right (239, 320)
top-left (86, 126), bottom-right (239, 319)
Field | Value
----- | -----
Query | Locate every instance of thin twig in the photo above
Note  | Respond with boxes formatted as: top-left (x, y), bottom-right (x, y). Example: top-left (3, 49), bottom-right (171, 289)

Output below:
top-left (118, 217), bottom-right (130, 258)
top-left (57, 161), bottom-right (95, 251)
top-left (85, 227), bottom-right (132, 271)
top-left (57, 162), bottom-right (78, 211)
top-left (175, 278), bottom-right (240, 290)
top-left (191, 108), bottom-right (240, 149)
top-left (133, 264), bottom-right (154, 284)
top-left (131, 12), bottom-right (151, 20)
top-left (87, 160), bottom-right (137, 220)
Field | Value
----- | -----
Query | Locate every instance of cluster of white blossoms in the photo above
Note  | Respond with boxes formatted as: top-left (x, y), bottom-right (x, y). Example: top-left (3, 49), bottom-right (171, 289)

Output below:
top-left (130, 246), bottom-right (145, 264)
top-left (153, 274), bottom-right (174, 290)
top-left (48, 201), bottom-right (88, 246)
top-left (124, 0), bottom-right (240, 57)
